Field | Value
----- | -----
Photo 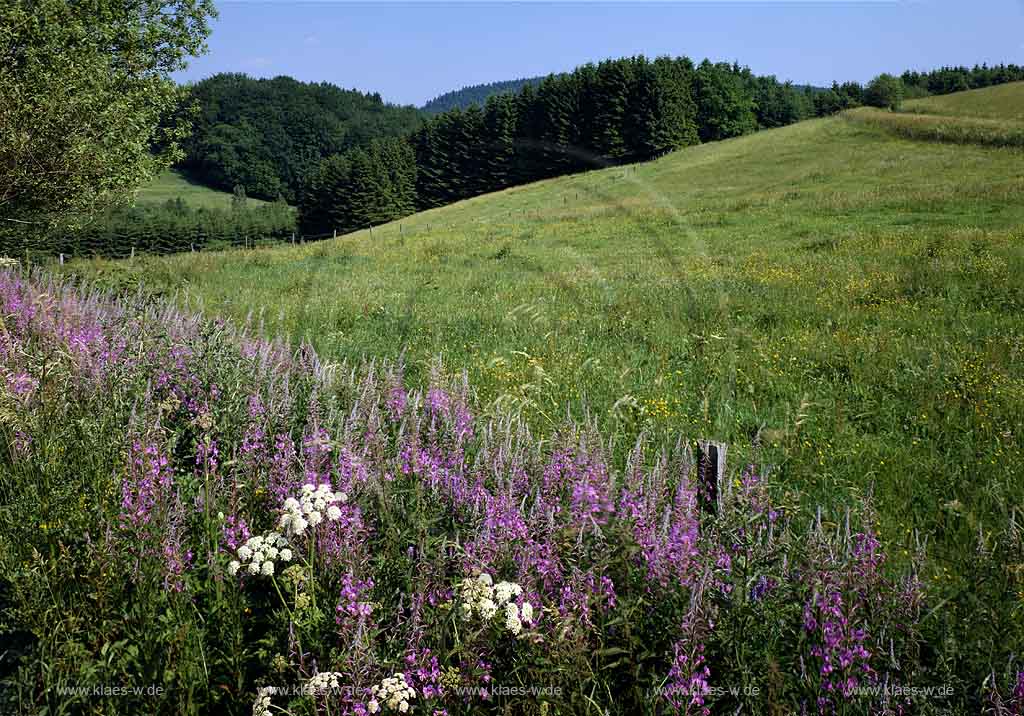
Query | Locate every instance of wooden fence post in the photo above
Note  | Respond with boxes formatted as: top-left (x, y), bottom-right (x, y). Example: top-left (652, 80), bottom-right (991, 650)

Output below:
top-left (696, 440), bottom-right (727, 516)
top-left (333, 229), bottom-right (337, 239)
top-left (59, 253), bottom-right (64, 265)
top-left (130, 246), bottom-right (135, 259)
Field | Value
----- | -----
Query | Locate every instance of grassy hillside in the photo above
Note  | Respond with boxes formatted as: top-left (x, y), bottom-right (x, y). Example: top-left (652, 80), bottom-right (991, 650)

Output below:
top-left (71, 106), bottom-right (1024, 580)
top-left (904, 80), bottom-right (1024, 121)
top-left (134, 169), bottom-right (270, 209)
top-left (843, 82), bottom-right (1024, 148)
top-left (845, 105), bottom-right (1024, 147)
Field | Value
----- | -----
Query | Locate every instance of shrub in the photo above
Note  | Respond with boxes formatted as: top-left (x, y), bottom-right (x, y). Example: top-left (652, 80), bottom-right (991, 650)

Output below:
top-left (864, 74), bottom-right (905, 111)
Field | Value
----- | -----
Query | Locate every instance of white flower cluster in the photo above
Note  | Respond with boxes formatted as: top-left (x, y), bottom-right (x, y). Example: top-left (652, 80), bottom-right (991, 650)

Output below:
top-left (252, 686), bottom-right (274, 716)
top-left (368, 673), bottom-right (415, 713)
top-left (278, 483), bottom-right (347, 537)
top-left (503, 600), bottom-right (535, 636)
top-left (0, 257), bottom-right (19, 270)
top-left (230, 532), bottom-right (292, 577)
top-left (306, 671), bottom-right (344, 695)
top-left (459, 573), bottom-right (533, 635)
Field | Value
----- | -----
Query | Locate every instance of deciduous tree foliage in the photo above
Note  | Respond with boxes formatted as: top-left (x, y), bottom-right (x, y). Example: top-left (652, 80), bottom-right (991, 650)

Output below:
top-left (178, 74), bottom-right (423, 202)
top-left (0, 0), bottom-right (216, 227)
top-left (864, 73), bottom-right (905, 110)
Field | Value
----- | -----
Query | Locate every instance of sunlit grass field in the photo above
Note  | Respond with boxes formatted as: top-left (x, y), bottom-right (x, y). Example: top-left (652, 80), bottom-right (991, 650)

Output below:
top-left (135, 169), bottom-right (270, 209)
top-left (903, 80), bottom-right (1024, 121)
top-left (845, 105), bottom-right (1024, 147)
top-left (69, 97), bottom-right (1024, 591)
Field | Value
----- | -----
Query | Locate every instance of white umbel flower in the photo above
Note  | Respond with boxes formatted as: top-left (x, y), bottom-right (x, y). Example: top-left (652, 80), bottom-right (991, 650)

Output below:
top-left (504, 602), bottom-right (523, 635)
top-left (370, 673), bottom-right (415, 713)
top-left (479, 598), bottom-right (497, 620)
top-left (458, 573), bottom-right (529, 635)
top-left (493, 581), bottom-right (522, 605)
top-left (233, 532), bottom-right (291, 579)
top-left (306, 671), bottom-right (343, 695)
top-left (252, 686), bottom-right (274, 716)
top-left (278, 483), bottom-right (346, 537)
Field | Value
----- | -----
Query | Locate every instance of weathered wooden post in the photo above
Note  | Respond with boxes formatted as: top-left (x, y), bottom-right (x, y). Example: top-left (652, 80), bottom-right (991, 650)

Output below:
top-left (58, 253), bottom-right (64, 265)
top-left (291, 232), bottom-right (295, 244)
top-left (696, 440), bottom-right (727, 516)
top-left (130, 246), bottom-right (135, 259)
top-left (333, 229), bottom-right (337, 239)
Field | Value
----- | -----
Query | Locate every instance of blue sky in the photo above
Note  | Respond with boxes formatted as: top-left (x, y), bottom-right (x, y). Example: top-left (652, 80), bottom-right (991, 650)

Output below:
top-left (175, 1), bottom-right (1024, 107)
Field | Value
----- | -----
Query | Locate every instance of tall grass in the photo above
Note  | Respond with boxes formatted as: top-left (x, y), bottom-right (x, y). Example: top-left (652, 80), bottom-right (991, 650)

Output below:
top-left (63, 115), bottom-right (1024, 608)
top-left (136, 170), bottom-right (273, 210)
top-left (902, 82), bottom-right (1024, 122)
top-left (2, 268), bottom-right (1022, 715)
top-left (844, 107), bottom-right (1024, 147)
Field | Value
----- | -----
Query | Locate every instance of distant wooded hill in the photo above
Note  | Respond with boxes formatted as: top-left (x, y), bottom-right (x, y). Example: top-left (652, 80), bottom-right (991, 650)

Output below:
top-left (177, 73), bottom-right (424, 202)
top-left (421, 77), bottom-right (549, 114)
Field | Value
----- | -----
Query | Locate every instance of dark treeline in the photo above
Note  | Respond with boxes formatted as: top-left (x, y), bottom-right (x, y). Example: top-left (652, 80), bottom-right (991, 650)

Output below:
top-left (178, 74), bottom-right (423, 202)
top-left (1, 200), bottom-right (296, 259)
top-left (901, 63), bottom-right (1024, 95)
top-left (420, 76), bottom-right (548, 114)
top-left (298, 138), bottom-right (417, 235)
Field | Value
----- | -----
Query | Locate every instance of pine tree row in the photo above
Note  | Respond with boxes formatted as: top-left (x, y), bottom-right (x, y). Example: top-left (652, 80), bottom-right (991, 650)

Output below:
top-left (1, 201), bottom-right (296, 260)
top-left (298, 138), bottom-right (416, 235)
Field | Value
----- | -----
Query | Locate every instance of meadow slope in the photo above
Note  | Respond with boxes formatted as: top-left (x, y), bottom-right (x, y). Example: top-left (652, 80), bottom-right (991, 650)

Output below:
top-left (135, 170), bottom-right (271, 209)
top-left (72, 102), bottom-right (1024, 587)
top-left (903, 80), bottom-right (1024, 121)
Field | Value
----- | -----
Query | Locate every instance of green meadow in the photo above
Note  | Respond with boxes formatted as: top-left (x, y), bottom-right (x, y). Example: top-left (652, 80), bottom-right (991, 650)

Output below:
top-left (69, 89), bottom-right (1024, 594)
top-left (903, 80), bottom-right (1024, 121)
top-left (134, 170), bottom-right (271, 209)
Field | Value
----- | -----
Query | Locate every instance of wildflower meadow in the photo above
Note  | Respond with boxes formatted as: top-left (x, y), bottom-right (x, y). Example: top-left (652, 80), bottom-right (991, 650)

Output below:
top-left (1, 266), bottom-right (1022, 715)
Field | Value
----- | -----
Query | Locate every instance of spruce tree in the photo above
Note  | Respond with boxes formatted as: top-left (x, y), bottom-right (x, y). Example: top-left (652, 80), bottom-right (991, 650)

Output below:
top-left (483, 94), bottom-right (518, 190)
top-left (591, 59), bottom-right (633, 162)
